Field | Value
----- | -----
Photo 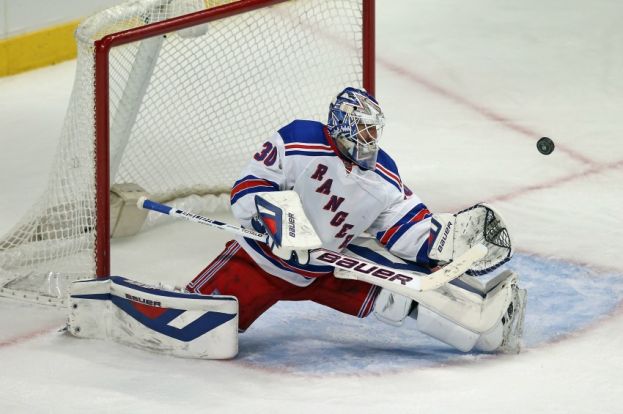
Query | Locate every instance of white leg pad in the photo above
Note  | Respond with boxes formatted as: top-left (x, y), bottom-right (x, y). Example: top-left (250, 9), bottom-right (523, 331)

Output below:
top-left (474, 320), bottom-right (504, 352)
top-left (412, 271), bottom-right (526, 353)
top-left (373, 289), bottom-right (413, 326)
top-left (68, 276), bottom-right (239, 359)
top-left (409, 270), bottom-right (517, 333)
top-left (414, 306), bottom-right (480, 352)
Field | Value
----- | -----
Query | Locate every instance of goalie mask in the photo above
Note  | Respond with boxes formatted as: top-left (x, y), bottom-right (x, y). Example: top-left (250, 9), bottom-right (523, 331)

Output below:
top-left (327, 87), bottom-right (385, 170)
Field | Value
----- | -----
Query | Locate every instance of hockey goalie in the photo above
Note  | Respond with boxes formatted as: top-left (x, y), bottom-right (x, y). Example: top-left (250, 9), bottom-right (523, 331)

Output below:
top-left (67, 87), bottom-right (526, 358)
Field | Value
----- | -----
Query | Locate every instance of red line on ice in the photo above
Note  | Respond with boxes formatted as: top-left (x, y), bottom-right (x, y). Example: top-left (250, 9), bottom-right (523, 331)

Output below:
top-left (378, 57), bottom-right (597, 167)
top-left (0, 325), bottom-right (59, 349)
top-left (467, 158), bottom-right (623, 206)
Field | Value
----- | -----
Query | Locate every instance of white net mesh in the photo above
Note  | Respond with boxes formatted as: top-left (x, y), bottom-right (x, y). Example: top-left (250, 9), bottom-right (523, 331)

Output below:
top-left (0, 0), bottom-right (368, 304)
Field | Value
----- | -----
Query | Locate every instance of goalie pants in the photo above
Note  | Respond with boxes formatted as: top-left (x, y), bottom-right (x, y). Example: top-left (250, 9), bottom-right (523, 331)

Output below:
top-left (186, 241), bottom-right (380, 330)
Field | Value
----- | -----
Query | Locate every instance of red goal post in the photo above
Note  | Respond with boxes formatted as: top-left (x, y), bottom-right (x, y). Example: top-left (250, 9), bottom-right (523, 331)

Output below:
top-left (0, 0), bottom-right (375, 304)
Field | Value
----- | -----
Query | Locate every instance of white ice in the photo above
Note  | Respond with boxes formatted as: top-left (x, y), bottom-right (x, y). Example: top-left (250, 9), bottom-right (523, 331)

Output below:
top-left (1, 0), bottom-right (623, 413)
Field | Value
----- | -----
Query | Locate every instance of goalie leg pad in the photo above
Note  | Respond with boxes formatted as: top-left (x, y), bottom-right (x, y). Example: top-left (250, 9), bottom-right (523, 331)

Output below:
top-left (413, 305), bottom-right (481, 352)
top-left (412, 273), bottom-right (527, 353)
top-left (68, 276), bottom-right (239, 359)
top-left (373, 288), bottom-right (413, 327)
top-left (475, 284), bottom-right (527, 353)
top-left (474, 320), bottom-right (504, 352)
top-left (408, 270), bottom-right (517, 334)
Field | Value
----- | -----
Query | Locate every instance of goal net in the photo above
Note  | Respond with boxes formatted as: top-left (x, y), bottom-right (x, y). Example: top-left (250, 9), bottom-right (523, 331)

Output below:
top-left (0, 0), bottom-right (374, 305)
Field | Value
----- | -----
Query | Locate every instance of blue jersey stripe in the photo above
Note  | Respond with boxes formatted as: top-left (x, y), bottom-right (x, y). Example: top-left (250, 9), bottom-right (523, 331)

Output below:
top-left (376, 203), bottom-right (427, 242)
top-left (231, 185), bottom-right (277, 205)
top-left (285, 150), bottom-right (337, 157)
top-left (416, 239), bottom-right (435, 267)
top-left (230, 175), bottom-right (280, 205)
top-left (374, 168), bottom-right (402, 192)
top-left (278, 120), bottom-right (328, 145)
top-left (373, 149), bottom-right (403, 191)
top-left (394, 204), bottom-right (428, 227)
top-left (231, 175), bottom-right (280, 190)
top-left (384, 215), bottom-right (431, 249)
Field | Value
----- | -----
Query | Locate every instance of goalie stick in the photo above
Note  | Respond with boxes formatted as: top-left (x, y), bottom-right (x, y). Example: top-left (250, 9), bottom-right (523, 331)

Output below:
top-left (137, 198), bottom-right (487, 297)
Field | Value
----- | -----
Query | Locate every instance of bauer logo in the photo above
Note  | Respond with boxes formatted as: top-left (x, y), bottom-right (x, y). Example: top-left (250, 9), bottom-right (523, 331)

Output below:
top-left (316, 252), bottom-right (413, 285)
top-left (125, 293), bottom-right (162, 307)
top-left (437, 221), bottom-right (452, 253)
top-left (288, 213), bottom-right (296, 237)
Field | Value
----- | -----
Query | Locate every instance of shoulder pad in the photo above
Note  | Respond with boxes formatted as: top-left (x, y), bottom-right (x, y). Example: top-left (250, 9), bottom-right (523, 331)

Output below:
top-left (278, 120), bottom-right (328, 145)
top-left (279, 120), bottom-right (336, 157)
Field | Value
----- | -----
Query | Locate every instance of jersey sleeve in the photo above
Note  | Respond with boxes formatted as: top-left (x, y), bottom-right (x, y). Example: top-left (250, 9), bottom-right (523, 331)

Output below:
top-left (230, 132), bottom-right (287, 228)
top-left (367, 188), bottom-right (435, 267)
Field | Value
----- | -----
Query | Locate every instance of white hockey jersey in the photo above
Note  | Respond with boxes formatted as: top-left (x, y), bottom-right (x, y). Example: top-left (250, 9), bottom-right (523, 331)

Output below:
top-left (230, 120), bottom-right (434, 286)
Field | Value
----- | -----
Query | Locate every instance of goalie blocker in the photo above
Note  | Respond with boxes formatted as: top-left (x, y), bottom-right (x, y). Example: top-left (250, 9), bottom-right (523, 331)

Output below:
top-left (67, 276), bottom-right (238, 359)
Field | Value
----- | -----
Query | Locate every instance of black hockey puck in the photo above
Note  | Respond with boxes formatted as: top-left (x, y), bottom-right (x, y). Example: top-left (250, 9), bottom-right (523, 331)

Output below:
top-left (537, 137), bottom-right (555, 155)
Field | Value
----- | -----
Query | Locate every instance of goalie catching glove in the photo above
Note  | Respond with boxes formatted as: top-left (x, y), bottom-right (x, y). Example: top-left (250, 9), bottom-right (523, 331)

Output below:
top-left (253, 191), bottom-right (322, 265)
top-left (428, 203), bottom-right (513, 275)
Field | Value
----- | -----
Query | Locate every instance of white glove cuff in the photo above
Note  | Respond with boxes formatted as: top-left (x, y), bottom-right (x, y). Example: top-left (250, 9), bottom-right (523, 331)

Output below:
top-left (428, 213), bottom-right (456, 263)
